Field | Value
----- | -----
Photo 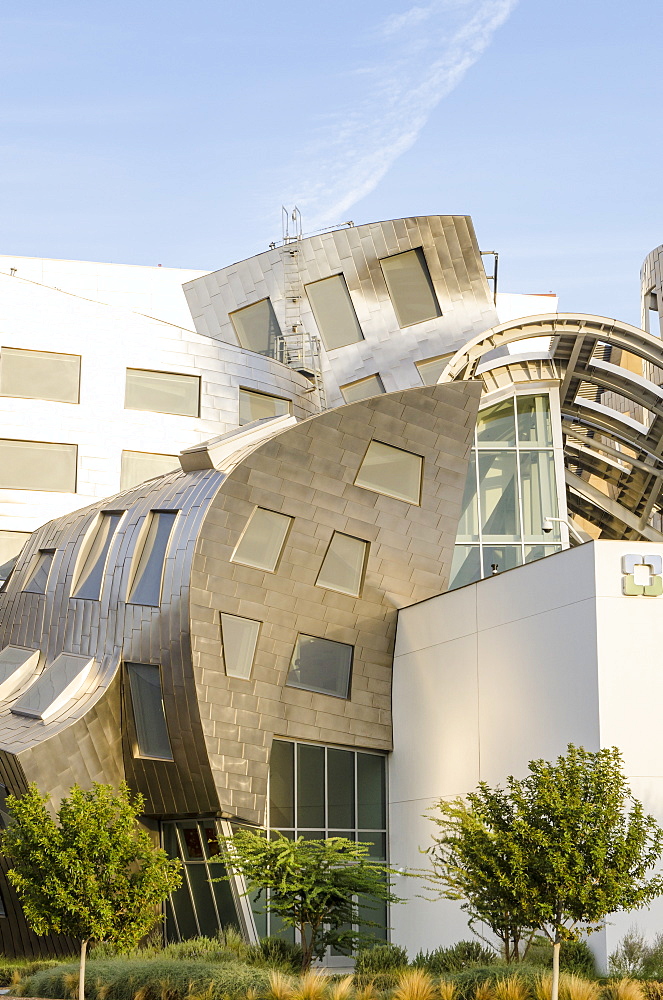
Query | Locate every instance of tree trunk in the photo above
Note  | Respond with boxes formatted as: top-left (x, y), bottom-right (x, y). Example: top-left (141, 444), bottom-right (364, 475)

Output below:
top-left (551, 937), bottom-right (561, 1000)
top-left (79, 939), bottom-right (88, 1000)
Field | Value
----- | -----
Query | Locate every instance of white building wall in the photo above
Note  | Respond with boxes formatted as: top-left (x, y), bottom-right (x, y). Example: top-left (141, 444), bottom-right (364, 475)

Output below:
top-left (0, 254), bottom-right (208, 328)
top-left (0, 271), bottom-right (318, 541)
top-left (391, 542), bottom-right (663, 968)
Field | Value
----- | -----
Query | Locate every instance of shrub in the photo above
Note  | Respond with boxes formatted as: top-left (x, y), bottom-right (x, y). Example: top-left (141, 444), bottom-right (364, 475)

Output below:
top-left (412, 942), bottom-right (498, 974)
top-left (526, 938), bottom-right (595, 976)
top-left (558, 973), bottom-right (600, 1000)
top-left (0, 960), bottom-right (62, 988)
top-left (641, 985), bottom-right (663, 1000)
top-left (16, 957), bottom-right (272, 1000)
top-left (392, 969), bottom-right (437, 1000)
top-left (245, 937), bottom-right (305, 973)
top-left (355, 943), bottom-right (408, 974)
top-left (603, 979), bottom-right (647, 1000)
top-left (493, 976), bottom-right (532, 1000)
top-left (445, 965), bottom-right (544, 1000)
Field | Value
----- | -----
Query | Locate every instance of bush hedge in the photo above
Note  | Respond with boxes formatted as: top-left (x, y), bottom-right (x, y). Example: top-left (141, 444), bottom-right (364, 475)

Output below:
top-left (17, 957), bottom-right (272, 1000)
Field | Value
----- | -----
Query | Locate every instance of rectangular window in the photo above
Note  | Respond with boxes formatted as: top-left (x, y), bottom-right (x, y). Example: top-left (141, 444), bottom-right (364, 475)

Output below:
top-left (305, 275), bottom-right (364, 351)
top-left (316, 532), bottom-right (369, 598)
top-left (286, 634), bottom-right (353, 699)
top-left (23, 550), bottom-right (55, 594)
top-left (416, 354), bottom-right (453, 386)
top-left (124, 369), bottom-right (200, 417)
top-left (478, 451), bottom-right (520, 542)
top-left (220, 613), bottom-right (261, 680)
top-left (11, 652), bottom-right (94, 721)
top-left (269, 739), bottom-right (295, 827)
top-left (297, 744), bottom-right (325, 828)
top-left (0, 347), bottom-right (80, 403)
top-left (126, 662), bottom-right (173, 760)
top-left (230, 299), bottom-right (282, 357)
top-left (340, 375), bottom-right (385, 404)
top-left (120, 451), bottom-right (178, 491)
top-left (239, 388), bottom-right (290, 426)
top-left (231, 507), bottom-right (292, 573)
top-left (476, 397), bottom-right (516, 445)
top-left (354, 440), bottom-right (423, 505)
top-left (72, 512), bottom-right (123, 600)
top-left (128, 511), bottom-right (177, 606)
top-left (517, 394), bottom-right (553, 445)
top-left (0, 439), bottom-right (77, 493)
top-left (380, 247), bottom-right (441, 328)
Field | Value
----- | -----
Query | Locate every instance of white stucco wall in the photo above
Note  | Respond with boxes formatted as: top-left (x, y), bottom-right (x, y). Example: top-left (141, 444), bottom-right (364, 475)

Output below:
top-left (391, 541), bottom-right (663, 968)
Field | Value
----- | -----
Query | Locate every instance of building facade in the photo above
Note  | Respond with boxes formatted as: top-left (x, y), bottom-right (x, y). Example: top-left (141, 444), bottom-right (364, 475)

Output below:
top-left (0, 217), bottom-right (661, 966)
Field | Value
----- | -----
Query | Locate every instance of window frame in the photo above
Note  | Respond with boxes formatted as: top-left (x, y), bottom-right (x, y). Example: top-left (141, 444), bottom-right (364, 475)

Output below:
top-left (285, 632), bottom-right (354, 700)
top-left (127, 509), bottom-right (178, 607)
top-left (379, 246), bottom-right (442, 329)
top-left (124, 368), bottom-right (201, 418)
top-left (315, 531), bottom-right (369, 598)
top-left (0, 439), bottom-right (78, 493)
top-left (126, 661), bottom-right (174, 761)
top-left (354, 438), bottom-right (424, 505)
top-left (0, 346), bottom-right (81, 404)
top-left (230, 506), bottom-right (294, 574)
top-left (304, 273), bottom-right (364, 352)
top-left (339, 374), bottom-right (385, 404)
top-left (238, 387), bottom-right (291, 427)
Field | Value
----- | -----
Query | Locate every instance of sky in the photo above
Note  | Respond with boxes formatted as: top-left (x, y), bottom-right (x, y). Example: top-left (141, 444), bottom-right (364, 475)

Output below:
top-left (1, 0), bottom-right (662, 326)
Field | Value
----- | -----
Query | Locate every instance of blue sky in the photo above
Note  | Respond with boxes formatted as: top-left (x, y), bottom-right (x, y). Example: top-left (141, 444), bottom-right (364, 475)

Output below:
top-left (2, 0), bottom-right (661, 325)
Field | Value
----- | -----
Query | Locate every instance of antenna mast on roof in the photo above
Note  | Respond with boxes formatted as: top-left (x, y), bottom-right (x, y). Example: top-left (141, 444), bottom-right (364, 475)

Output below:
top-left (278, 207), bottom-right (326, 411)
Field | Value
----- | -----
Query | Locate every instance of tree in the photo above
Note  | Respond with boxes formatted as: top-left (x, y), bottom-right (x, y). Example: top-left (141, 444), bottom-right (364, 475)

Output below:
top-left (2, 782), bottom-right (182, 1000)
top-left (219, 830), bottom-right (403, 970)
top-left (426, 745), bottom-right (663, 1000)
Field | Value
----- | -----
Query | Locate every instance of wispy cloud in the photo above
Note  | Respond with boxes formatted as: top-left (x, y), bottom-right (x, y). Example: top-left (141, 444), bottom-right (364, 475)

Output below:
top-left (288, 0), bottom-right (519, 230)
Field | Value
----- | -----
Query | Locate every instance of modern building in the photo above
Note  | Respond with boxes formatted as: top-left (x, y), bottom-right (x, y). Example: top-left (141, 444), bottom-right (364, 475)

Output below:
top-left (0, 218), bottom-right (662, 968)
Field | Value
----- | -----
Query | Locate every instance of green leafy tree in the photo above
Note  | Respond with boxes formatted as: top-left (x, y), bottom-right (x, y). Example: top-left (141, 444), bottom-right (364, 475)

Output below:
top-left (219, 829), bottom-right (403, 970)
top-left (426, 745), bottom-right (663, 1000)
top-left (2, 782), bottom-right (182, 1000)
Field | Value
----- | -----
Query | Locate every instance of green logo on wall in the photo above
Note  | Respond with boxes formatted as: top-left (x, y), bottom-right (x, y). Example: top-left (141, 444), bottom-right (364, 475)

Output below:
top-left (622, 554), bottom-right (663, 596)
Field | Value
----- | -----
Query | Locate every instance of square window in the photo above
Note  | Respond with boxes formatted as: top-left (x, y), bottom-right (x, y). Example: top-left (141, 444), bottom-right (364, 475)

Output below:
top-left (231, 507), bottom-right (292, 573)
top-left (286, 634), bottom-right (353, 699)
top-left (380, 248), bottom-right (441, 328)
top-left (340, 375), bottom-right (385, 403)
top-left (0, 439), bottom-right (77, 493)
top-left (354, 440), bottom-right (423, 505)
top-left (125, 369), bottom-right (200, 417)
top-left (239, 388), bottom-right (290, 426)
top-left (0, 347), bottom-right (80, 403)
top-left (305, 275), bottom-right (364, 351)
top-left (316, 532), bottom-right (368, 597)
top-left (230, 299), bottom-right (282, 357)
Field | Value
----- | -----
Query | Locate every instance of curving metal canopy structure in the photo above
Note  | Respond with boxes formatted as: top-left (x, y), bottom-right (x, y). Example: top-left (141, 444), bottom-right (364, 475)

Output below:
top-left (439, 313), bottom-right (663, 542)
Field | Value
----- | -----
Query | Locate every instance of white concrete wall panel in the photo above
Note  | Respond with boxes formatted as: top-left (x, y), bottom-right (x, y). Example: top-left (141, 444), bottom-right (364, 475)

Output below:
top-left (391, 541), bottom-right (663, 964)
top-left (183, 217), bottom-right (499, 407)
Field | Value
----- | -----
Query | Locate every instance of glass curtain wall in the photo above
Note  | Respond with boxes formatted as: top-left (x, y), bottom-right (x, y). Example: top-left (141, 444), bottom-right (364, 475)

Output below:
top-left (259, 739), bottom-right (388, 955)
top-left (450, 393), bottom-right (562, 589)
top-left (162, 820), bottom-right (242, 942)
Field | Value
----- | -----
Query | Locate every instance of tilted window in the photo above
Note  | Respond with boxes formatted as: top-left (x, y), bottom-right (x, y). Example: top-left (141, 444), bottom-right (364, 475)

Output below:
top-left (239, 388), bottom-right (290, 426)
top-left (416, 354), bottom-right (453, 385)
top-left (128, 511), bottom-right (177, 606)
top-left (230, 299), bottom-right (282, 357)
top-left (286, 634), bottom-right (353, 699)
top-left (220, 614), bottom-right (261, 680)
top-left (340, 375), bottom-right (385, 403)
top-left (0, 439), bottom-right (77, 493)
top-left (354, 440), bottom-right (423, 504)
top-left (23, 550), bottom-right (55, 594)
top-left (126, 662), bottom-right (173, 760)
top-left (72, 511), bottom-right (123, 600)
top-left (316, 532), bottom-right (369, 598)
top-left (0, 347), bottom-right (80, 403)
top-left (11, 652), bottom-right (95, 721)
top-left (380, 247), bottom-right (441, 328)
top-left (231, 507), bottom-right (292, 573)
top-left (0, 646), bottom-right (40, 701)
top-left (124, 369), bottom-right (200, 417)
top-left (305, 275), bottom-right (364, 351)
top-left (120, 451), bottom-right (178, 491)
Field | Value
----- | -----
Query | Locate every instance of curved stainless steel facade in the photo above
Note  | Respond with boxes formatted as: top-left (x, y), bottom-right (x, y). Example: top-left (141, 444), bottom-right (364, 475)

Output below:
top-left (183, 217), bottom-right (498, 406)
top-left (0, 381), bottom-right (481, 952)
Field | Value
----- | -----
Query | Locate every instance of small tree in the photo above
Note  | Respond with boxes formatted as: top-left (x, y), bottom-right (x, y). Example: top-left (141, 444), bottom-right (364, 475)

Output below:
top-left (2, 782), bottom-right (182, 1000)
top-left (426, 745), bottom-right (663, 1000)
top-left (219, 829), bottom-right (403, 970)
